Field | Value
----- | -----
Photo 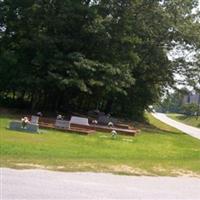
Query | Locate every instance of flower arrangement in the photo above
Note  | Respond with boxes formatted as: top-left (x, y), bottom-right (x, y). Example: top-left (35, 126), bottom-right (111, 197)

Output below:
top-left (21, 117), bottom-right (30, 128)
top-left (111, 130), bottom-right (117, 138)
top-left (57, 114), bottom-right (63, 120)
top-left (92, 120), bottom-right (98, 125)
top-left (108, 121), bottom-right (114, 127)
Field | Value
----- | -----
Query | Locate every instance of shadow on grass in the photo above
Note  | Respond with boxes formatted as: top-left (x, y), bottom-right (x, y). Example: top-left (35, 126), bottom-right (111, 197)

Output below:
top-left (0, 114), bottom-right (20, 120)
top-left (137, 113), bottom-right (185, 136)
top-left (176, 115), bottom-right (199, 120)
top-left (142, 127), bottom-right (181, 135)
top-left (140, 122), bottom-right (182, 135)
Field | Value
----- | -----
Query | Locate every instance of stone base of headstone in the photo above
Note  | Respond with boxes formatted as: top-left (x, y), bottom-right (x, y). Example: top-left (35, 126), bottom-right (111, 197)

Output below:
top-left (9, 121), bottom-right (39, 133)
top-left (55, 120), bottom-right (70, 129)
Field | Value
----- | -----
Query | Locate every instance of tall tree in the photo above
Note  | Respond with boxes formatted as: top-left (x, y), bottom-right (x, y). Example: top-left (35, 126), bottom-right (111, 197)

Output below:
top-left (0, 0), bottom-right (199, 120)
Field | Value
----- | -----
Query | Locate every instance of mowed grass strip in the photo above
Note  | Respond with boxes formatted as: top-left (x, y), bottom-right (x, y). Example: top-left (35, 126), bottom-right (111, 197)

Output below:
top-left (167, 113), bottom-right (200, 128)
top-left (0, 114), bottom-right (200, 176)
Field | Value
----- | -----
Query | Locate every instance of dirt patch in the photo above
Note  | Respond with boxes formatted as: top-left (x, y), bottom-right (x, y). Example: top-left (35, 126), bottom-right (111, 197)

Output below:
top-left (56, 166), bottom-right (65, 169)
top-left (110, 165), bottom-right (153, 176)
top-left (13, 163), bottom-right (200, 177)
top-left (172, 169), bottom-right (200, 178)
top-left (15, 163), bottom-right (65, 170)
top-left (15, 163), bottom-right (51, 169)
top-left (153, 166), bottom-right (167, 173)
top-left (14, 163), bottom-right (151, 176)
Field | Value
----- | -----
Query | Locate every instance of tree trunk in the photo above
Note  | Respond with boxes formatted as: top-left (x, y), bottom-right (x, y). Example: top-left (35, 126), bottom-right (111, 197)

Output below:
top-left (104, 98), bottom-right (113, 114)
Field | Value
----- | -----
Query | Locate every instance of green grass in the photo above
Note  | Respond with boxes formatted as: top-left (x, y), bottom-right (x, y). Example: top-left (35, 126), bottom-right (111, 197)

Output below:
top-left (1, 113), bottom-right (200, 176)
top-left (167, 113), bottom-right (200, 128)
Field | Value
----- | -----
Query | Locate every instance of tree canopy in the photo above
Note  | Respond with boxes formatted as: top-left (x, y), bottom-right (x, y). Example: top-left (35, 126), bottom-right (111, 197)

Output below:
top-left (0, 0), bottom-right (199, 120)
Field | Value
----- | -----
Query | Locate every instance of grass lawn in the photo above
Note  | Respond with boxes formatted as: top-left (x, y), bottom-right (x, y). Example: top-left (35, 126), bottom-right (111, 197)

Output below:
top-left (167, 113), bottom-right (200, 128)
top-left (1, 113), bottom-right (200, 176)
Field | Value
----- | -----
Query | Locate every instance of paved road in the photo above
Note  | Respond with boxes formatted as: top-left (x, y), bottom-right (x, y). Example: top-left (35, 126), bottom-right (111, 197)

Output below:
top-left (1, 168), bottom-right (200, 200)
top-left (152, 113), bottom-right (200, 140)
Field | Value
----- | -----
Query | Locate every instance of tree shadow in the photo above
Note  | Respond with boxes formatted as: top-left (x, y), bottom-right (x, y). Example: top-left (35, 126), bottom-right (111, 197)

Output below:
top-left (140, 124), bottom-right (182, 135)
top-left (177, 115), bottom-right (190, 120)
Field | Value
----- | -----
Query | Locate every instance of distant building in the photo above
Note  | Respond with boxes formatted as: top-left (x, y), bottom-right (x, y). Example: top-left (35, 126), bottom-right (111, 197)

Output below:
top-left (183, 93), bottom-right (200, 105)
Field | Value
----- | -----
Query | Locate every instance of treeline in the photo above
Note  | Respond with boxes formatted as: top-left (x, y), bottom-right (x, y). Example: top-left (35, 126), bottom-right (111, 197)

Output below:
top-left (157, 90), bottom-right (200, 116)
top-left (0, 0), bottom-right (199, 120)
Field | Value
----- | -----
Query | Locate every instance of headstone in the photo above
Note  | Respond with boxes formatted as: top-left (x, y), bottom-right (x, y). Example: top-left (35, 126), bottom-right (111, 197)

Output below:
top-left (9, 121), bottom-right (22, 130)
top-left (70, 116), bottom-right (89, 126)
top-left (9, 121), bottom-right (39, 133)
top-left (55, 120), bottom-right (70, 129)
top-left (31, 115), bottom-right (39, 124)
top-left (26, 123), bottom-right (39, 132)
top-left (97, 115), bottom-right (117, 125)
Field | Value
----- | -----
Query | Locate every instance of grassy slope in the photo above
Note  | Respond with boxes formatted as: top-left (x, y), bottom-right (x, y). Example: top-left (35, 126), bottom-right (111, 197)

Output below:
top-left (167, 113), bottom-right (200, 128)
top-left (1, 114), bottom-right (200, 176)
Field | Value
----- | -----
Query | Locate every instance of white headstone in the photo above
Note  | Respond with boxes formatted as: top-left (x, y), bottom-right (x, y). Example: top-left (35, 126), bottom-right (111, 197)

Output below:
top-left (55, 120), bottom-right (70, 129)
top-left (70, 116), bottom-right (89, 126)
top-left (31, 116), bottom-right (39, 124)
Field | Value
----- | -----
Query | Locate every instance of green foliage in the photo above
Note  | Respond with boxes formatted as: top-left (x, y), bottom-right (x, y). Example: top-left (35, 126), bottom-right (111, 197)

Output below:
top-left (157, 90), bottom-right (185, 113)
top-left (167, 113), bottom-right (200, 128)
top-left (181, 103), bottom-right (199, 116)
top-left (0, 0), bottom-right (199, 119)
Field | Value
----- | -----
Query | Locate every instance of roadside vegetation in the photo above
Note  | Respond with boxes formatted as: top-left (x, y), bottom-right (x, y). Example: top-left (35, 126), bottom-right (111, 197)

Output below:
top-left (167, 113), bottom-right (200, 128)
top-left (1, 114), bottom-right (200, 177)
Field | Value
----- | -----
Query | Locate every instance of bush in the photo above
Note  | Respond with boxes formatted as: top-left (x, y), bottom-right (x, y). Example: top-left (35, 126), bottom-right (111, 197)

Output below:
top-left (181, 103), bottom-right (199, 116)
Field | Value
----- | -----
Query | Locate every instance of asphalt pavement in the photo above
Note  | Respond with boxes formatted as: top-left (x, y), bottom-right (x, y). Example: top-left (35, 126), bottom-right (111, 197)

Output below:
top-left (152, 113), bottom-right (200, 140)
top-left (1, 168), bottom-right (200, 200)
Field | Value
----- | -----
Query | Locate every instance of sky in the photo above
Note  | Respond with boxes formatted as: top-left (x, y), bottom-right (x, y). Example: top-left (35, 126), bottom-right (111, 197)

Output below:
top-left (168, 0), bottom-right (200, 92)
